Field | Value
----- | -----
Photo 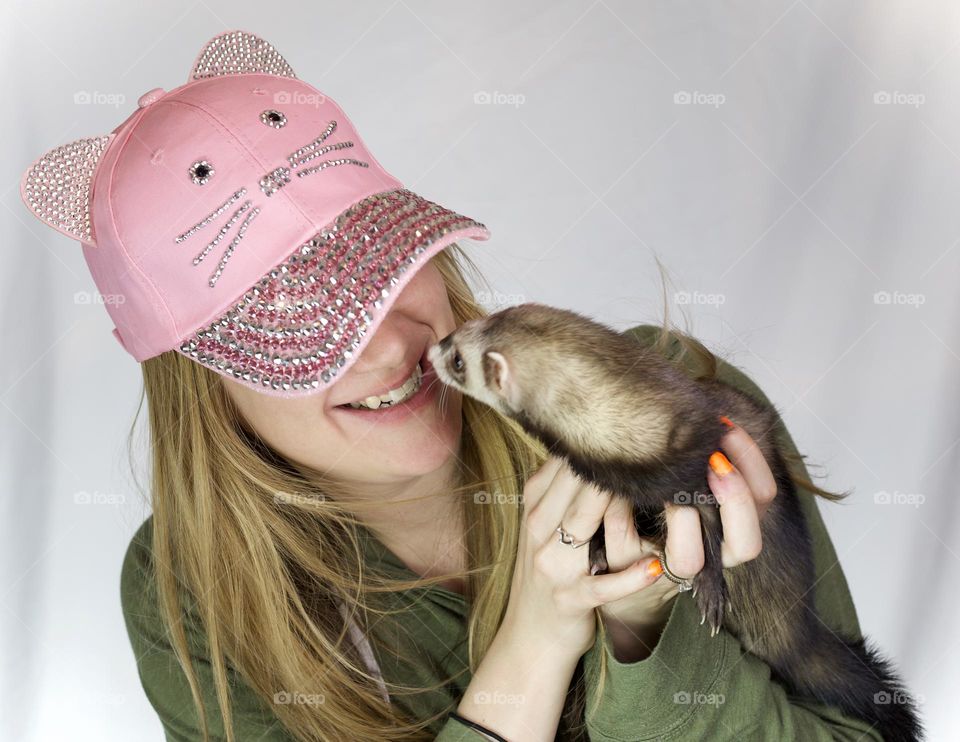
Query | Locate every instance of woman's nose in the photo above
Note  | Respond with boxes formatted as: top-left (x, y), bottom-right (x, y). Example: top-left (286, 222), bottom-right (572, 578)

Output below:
top-left (349, 318), bottom-right (415, 372)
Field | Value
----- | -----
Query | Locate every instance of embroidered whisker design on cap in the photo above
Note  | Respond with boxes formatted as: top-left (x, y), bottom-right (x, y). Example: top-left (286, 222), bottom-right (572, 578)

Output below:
top-left (174, 187), bottom-right (262, 287)
top-left (189, 200), bottom-right (253, 264)
top-left (174, 188), bottom-right (247, 244)
top-left (19, 28), bottom-right (491, 396)
top-left (207, 206), bottom-right (261, 288)
top-left (287, 120), bottom-right (338, 168)
top-left (294, 140), bottom-right (355, 167)
top-left (297, 157), bottom-right (369, 178)
top-left (286, 120), bottom-right (369, 175)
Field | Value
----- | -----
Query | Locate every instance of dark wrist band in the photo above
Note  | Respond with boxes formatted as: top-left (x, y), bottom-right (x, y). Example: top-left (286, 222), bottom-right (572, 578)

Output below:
top-left (447, 710), bottom-right (511, 742)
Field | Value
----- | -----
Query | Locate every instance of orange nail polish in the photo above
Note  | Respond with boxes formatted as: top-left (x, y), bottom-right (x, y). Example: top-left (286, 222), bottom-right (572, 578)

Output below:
top-left (709, 451), bottom-right (733, 477)
top-left (719, 415), bottom-right (735, 428)
top-left (647, 558), bottom-right (664, 577)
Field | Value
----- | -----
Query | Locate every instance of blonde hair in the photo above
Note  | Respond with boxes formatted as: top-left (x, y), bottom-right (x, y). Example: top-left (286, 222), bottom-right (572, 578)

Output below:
top-left (131, 246), bottom-right (844, 741)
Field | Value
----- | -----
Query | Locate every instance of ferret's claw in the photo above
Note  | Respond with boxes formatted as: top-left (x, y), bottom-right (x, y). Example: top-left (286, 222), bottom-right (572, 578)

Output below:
top-left (692, 570), bottom-right (728, 638)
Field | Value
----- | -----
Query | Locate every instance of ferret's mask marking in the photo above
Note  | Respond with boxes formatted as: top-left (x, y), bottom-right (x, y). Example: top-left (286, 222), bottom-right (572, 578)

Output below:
top-left (427, 328), bottom-right (518, 417)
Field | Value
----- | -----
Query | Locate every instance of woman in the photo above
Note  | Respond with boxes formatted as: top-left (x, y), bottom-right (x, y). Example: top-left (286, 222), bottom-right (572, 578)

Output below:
top-left (21, 30), bottom-right (879, 742)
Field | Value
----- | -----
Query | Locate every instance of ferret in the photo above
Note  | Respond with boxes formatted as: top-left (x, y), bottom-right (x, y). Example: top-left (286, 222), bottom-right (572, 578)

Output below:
top-left (427, 302), bottom-right (922, 742)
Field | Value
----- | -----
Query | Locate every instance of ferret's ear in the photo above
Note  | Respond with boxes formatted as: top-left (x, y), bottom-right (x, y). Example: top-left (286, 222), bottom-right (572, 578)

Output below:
top-left (485, 351), bottom-right (521, 408)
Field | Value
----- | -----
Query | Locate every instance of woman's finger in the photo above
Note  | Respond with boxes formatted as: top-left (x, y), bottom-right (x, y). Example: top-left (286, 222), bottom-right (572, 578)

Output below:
top-left (707, 452), bottom-right (763, 567)
top-left (718, 420), bottom-right (778, 517)
top-left (527, 458), bottom-right (608, 549)
top-left (602, 496), bottom-right (644, 572)
top-left (557, 479), bottom-right (612, 552)
top-left (522, 455), bottom-right (566, 511)
top-left (579, 554), bottom-right (663, 608)
top-left (662, 502), bottom-right (704, 579)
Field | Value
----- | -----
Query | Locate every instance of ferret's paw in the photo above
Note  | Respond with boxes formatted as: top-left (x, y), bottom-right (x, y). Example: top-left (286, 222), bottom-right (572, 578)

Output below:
top-left (692, 572), bottom-right (727, 636)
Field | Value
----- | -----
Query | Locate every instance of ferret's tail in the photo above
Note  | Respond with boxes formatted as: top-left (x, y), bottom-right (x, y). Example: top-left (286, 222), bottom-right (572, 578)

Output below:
top-left (774, 625), bottom-right (923, 741)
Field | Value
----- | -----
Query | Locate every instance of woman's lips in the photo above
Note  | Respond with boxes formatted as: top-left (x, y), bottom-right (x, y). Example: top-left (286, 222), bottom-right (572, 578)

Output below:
top-left (333, 343), bottom-right (439, 419)
top-left (333, 343), bottom-right (430, 409)
top-left (332, 359), bottom-right (440, 422)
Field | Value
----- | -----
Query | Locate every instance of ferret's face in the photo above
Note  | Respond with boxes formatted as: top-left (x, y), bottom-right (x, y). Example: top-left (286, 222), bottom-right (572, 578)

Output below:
top-left (426, 303), bottom-right (581, 422)
top-left (427, 316), bottom-right (519, 416)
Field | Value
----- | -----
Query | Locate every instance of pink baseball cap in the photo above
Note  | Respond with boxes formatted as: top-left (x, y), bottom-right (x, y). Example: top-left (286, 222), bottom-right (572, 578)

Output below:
top-left (20, 29), bottom-right (491, 398)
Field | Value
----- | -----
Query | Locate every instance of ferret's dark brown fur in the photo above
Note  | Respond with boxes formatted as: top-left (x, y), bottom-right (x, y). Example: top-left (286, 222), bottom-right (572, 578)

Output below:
top-left (427, 302), bottom-right (922, 742)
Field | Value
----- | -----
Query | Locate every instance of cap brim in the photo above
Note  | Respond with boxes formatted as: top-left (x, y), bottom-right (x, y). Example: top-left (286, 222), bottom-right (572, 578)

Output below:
top-left (175, 188), bottom-right (490, 397)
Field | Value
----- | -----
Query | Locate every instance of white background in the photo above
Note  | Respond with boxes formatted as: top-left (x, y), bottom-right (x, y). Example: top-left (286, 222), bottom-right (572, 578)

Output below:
top-left (2, 2), bottom-right (957, 740)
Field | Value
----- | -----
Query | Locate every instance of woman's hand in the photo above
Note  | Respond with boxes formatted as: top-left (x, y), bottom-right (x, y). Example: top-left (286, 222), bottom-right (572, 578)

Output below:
top-left (459, 455), bottom-right (660, 742)
top-left (598, 418), bottom-right (780, 660)
top-left (498, 455), bottom-right (664, 662)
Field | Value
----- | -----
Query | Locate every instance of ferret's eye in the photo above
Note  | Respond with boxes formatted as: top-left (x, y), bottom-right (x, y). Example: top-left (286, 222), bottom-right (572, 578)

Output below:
top-left (453, 351), bottom-right (464, 372)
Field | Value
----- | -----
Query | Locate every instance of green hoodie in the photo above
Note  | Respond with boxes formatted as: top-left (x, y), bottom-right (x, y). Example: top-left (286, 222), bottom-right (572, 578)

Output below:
top-left (120, 324), bottom-right (884, 741)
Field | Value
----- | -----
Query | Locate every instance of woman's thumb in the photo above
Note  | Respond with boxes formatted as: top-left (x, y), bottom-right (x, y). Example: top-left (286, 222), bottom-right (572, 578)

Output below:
top-left (583, 555), bottom-right (662, 607)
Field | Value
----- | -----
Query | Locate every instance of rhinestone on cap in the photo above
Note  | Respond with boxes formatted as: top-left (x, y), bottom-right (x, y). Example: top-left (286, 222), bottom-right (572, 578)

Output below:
top-left (174, 187), bottom-right (263, 287)
top-left (191, 30), bottom-right (296, 80)
top-left (285, 120), bottom-right (369, 176)
top-left (260, 109), bottom-right (287, 128)
top-left (21, 135), bottom-right (113, 243)
top-left (174, 188), bottom-right (247, 243)
top-left (177, 188), bottom-right (488, 395)
top-left (189, 160), bottom-right (215, 185)
top-left (259, 166), bottom-right (291, 196)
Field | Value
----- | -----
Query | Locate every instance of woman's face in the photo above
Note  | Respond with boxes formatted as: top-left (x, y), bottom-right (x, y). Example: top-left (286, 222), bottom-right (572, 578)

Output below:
top-left (221, 259), bottom-right (463, 491)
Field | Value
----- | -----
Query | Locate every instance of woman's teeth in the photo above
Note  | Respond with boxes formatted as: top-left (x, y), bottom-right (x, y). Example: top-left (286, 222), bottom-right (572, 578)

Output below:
top-left (345, 363), bottom-right (423, 410)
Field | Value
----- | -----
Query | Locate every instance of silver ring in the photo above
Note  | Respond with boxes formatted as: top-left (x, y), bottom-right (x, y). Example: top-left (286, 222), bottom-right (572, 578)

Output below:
top-left (657, 549), bottom-right (693, 592)
top-left (556, 524), bottom-right (589, 549)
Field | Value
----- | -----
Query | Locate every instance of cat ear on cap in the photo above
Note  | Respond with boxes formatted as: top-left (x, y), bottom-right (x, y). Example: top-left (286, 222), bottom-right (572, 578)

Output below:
top-left (19, 29), bottom-right (297, 247)
top-left (19, 133), bottom-right (115, 247)
top-left (188, 29), bottom-right (298, 81)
